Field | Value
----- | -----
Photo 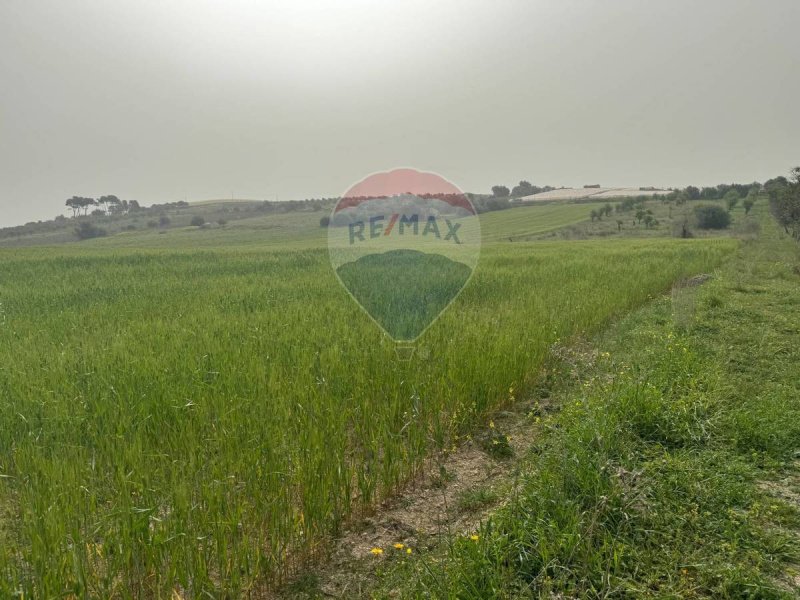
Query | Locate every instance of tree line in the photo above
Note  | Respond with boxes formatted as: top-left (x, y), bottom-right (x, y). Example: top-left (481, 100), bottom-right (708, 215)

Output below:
top-left (490, 181), bottom-right (556, 199)
top-left (65, 195), bottom-right (141, 217)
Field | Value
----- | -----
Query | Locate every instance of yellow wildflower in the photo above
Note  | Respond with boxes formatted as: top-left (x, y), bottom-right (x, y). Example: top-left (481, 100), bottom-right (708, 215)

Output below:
top-left (393, 543), bottom-right (404, 550)
top-left (470, 534), bottom-right (479, 542)
top-left (370, 547), bottom-right (383, 556)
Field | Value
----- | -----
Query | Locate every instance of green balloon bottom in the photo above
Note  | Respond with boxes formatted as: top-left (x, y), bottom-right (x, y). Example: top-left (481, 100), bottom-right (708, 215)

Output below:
top-left (336, 249), bottom-right (471, 341)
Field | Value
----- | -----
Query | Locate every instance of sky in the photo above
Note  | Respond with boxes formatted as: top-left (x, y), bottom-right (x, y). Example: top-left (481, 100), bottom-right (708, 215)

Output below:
top-left (1, 0), bottom-right (799, 227)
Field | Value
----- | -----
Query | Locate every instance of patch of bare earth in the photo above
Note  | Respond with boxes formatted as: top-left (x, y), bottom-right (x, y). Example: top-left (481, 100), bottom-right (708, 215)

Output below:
top-left (289, 405), bottom-right (541, 598)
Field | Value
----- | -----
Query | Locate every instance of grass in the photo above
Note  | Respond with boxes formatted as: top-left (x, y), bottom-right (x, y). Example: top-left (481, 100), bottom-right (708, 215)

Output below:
top-left (456, 487), bottom-right (500, 513)
top-left (0, 200), bottom-right (739, 596)
top-left (2, 200), bottom-right (605, 250)
top-left (370, 203), bottom-right (800, 598)
top-left (537, 197), bottom-right (758, 241)
top-left (478, 202), bottom-right (606, 242)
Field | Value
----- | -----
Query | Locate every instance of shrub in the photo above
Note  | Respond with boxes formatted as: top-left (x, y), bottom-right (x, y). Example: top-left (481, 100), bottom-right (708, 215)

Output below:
top-left (694, 205), bottom-right (731, 229)
top-left (319, 216), bottom-right (331, 228)
top-left (190, 215), bottom-right (205, 227)
top-left (218, 219), bottom-right (228, 226)
top-left (74, 221), bottom-right (107, 240)
top-left (159, 215), bottom-right (171, 227)
top-left (146, 220), bottom-right (158, 228)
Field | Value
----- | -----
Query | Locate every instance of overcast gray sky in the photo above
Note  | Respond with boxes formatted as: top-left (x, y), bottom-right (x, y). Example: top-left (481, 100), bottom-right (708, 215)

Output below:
top-left (1, 0), bottom-right (799, 227)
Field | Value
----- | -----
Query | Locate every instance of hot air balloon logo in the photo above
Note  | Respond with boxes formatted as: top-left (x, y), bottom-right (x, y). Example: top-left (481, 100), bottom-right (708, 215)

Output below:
top-left (328, 168), bottom-right (481, 353)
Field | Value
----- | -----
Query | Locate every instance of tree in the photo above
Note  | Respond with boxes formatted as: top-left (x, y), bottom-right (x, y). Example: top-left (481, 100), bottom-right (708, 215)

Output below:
top-left (700, 186), bottom-right (720, 200)
top-left (485, 197), bottom-right (511, 211)
top-left (743, 197), bottom-right (755, 215)
top-left (65, 196), bottom-right (95, 217)
top-left (491, 185), bottom-right (510, 198)
top-left (695, 205), bottom-right (731, 229)
top-left (685, 186), bottom-right (701, 200)
top-left (510, 180), bottom-right (539, 198)
top-left (65, 196), bottom-right (81, 217)
top-left (190, 215), bottom-right (205, 226)
top-left (643, 214), bottom-right (658, 229)
top-left (81, 197), bottom-right (96, 215)
top-left (590, 209), bottom-right (600, 222)
top-left (635, 208), bottom-right (646, 224)
top-left (616, 219), bottom-right (623, 231)
top-left (771, 170), bottom-right (800, 239)
top-left (724, 190), bottom-right (740, 212)
top-left (99, 195), bottom-right (121, 214)
top-left (319, 216), bottom-right (331, 228)
top-left (602, 203), bottom-right (613, 217)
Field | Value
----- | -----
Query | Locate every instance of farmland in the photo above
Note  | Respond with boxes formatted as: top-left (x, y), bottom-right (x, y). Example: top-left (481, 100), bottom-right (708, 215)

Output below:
top-left (369, 203), bottom-right (800, 599)
top-left (0, 201), bottom-right (738, 596)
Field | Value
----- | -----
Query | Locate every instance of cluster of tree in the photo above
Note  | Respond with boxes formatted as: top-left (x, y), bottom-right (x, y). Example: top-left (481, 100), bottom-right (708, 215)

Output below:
top-left (615, 197), bottom-right (648, 212)
top-left (667, 182), bottom-right (761, 205)
top-left (0, 215), bottom-right (70, 240)
top-left (765, 167), bottom-right (800, 239)
top-left (257, 199), bottom-right (334, 213)
top-left (594, 199), bottom-right (660, 230)
top-left (472, 195), bottom-right (511, 213)
top-left (694, 205), bottom-right (731, 229)
top-left (65, 195), bottom-right (141, 217)
top-left (491, 181), bottom-right (555, 199)
top-left (635, 208), bottom-right (659, 228)
top-left (589, 204), bottom-right (613, 221)
top-left (148, 200), bottom-right (189, 211)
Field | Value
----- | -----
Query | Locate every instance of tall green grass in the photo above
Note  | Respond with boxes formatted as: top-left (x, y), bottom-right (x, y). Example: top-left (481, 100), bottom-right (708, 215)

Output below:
top-left (0, 237), bottom-right (735, 596)
top-left (372, 207), bottom-right (800, 598)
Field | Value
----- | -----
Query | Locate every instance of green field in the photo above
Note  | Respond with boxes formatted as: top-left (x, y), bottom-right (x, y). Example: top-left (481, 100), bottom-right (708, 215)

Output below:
top-left (6, 200), bottom-right (604, 251)
top-left (0, 202), bottom-right (737, 596)
top-left (369, 204), bottom-right (800, 599)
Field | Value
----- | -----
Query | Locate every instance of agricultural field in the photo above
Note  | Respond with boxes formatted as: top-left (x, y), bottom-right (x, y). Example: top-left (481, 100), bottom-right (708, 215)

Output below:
top-left (18, 200), bottom-right (606, 251)
top-left (518, 187), bottom-right (672, 202)
top-left (368, 204), bottom-right (800, 599)
top-left (0, 198), bottom-right (740, 597)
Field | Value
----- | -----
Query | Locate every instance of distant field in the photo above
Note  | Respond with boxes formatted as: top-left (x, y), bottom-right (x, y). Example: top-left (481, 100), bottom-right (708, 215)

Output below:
top-left (0, 216), bottom-right (737, 595)
top-left (520, 187), bottom-right (672, 202)
top-left (479, 202), bottom-right (604, 241)
top-left (3, 201), bottom-right (600, 251)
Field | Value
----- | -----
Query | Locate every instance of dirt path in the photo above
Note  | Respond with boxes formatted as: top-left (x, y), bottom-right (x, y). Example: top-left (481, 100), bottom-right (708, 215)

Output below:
top-left (293, 401), bottom-right (541, 598)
